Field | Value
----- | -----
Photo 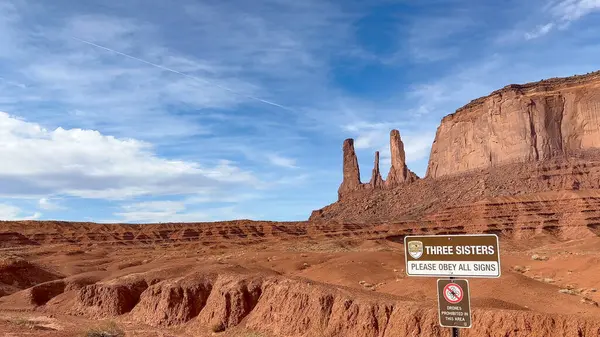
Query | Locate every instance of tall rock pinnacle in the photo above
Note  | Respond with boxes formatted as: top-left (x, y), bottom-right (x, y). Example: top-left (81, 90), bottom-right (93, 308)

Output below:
top-left (336, 131), bottom-right (419, 200)
top-left (369, 151), bottom-right (384, 188)
top-left (338, 138), bottom-right (361, 199)
top-left (385, 129), bottom-right (418, 187)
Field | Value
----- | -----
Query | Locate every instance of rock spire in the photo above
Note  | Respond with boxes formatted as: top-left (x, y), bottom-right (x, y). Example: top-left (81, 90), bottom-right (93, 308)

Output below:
top-left (337, 138), bottom-right (362, 199)
top-left (337, 130), bottom-right (419, 200)
top-left (385, 129), bottom-right (418, 187)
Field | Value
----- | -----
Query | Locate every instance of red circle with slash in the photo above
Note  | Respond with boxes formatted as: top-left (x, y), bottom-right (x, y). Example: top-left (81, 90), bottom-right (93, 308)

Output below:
top-left (443, 283), bottom-right (464, 304)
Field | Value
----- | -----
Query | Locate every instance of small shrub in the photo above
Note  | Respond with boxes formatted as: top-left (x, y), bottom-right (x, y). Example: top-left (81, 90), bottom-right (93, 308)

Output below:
top-left (581, 297), bottom-right (599, 307)
top-left (211, 322), bottom-right (226, 333)
top-left (83, 321), bottom-right (125, 337)
top-left (11, 318), bottom-right (33, 328)
top-left (512, 265), bottom-right (528, 273)
top-left (531, 254), bottom-right (549, 261)
top-left (558, 288), bottom-right (578, 295)
top-left (12, 318), bottom-right (28, 325)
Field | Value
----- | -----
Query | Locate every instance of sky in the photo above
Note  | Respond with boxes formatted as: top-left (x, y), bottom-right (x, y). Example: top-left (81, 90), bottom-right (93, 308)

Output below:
top-left (0, 0), bottom-right (599, 223)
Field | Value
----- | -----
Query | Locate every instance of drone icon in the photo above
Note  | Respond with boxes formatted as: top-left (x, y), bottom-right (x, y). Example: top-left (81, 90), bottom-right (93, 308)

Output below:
top-left (443, 283), bottom-right (463, 304)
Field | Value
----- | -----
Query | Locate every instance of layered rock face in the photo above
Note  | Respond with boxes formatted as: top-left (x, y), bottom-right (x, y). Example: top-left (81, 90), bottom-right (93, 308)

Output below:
top-left (427, 71), bottom-right (600, 178)
top-left (338, 130), bottom-right (418, 199)
top-left (314, 71), bottom-right (600, 222)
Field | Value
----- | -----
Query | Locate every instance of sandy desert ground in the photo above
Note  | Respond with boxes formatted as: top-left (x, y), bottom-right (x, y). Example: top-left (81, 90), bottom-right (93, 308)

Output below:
top-left (1, 214), bottom-right (600, 337)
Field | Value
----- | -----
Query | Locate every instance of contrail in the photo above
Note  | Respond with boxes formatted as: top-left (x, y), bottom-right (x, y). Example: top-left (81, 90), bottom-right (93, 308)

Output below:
top-left (71, 36), bottom-right (294, 112)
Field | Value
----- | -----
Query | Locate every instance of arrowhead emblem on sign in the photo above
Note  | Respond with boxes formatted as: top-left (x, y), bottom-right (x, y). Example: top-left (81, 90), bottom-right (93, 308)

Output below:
top-left (407, 240), bottom-right (423, 259)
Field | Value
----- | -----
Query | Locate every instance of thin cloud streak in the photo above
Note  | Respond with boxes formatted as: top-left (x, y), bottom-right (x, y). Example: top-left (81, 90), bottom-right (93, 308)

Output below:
top-left (71, 36), bottom-right (297, 113)
top-left (522, 0), bottom-right (600, 40)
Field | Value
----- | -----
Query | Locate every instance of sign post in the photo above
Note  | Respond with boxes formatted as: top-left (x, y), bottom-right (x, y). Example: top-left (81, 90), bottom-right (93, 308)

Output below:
top-left (404, 234), bottom-right (500, 336)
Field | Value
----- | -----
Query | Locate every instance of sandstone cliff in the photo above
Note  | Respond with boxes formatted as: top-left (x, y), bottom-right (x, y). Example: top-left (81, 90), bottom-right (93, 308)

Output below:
top-left (313, 70), bottom-right (600, 223)
top-left (337, 130), bottom-right (418, 199)
top-left (427, 71), bottom-right (600, 178)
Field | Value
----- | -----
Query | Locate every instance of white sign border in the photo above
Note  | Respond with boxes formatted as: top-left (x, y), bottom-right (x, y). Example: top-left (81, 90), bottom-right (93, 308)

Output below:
top-left (404, 234), bottom-right (501, 278)
top-left (437, 278), bottom-right (472, 329)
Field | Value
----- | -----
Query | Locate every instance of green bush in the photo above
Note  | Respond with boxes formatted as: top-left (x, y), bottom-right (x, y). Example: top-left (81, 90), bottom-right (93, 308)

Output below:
top-left (83, 321), bottom-right (125, 337)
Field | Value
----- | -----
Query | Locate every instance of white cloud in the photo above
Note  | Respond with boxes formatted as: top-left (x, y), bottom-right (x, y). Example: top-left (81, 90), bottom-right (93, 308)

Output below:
top-left (406, 56), bottom-right (504, 118)
top-left (182, 0), bottom-right (350, 76)
top-left (524, 23), bottom-right (555, 39)
top-left (185, 192), bottom-right (260, 204)
top-left (552, 0), bottom-right (600, 22)
top-left (0, 0), bottom-right (397, 151)
top-left (0, 0), bottom-right (373, 184)
top-left (344, 121), bottom-right (435, 167)
top-left (353, 133), bottom-right (378, 149)
top-left (0, 9), bottom-right (261, 140)
top-left (341, 122), bottom-right (435, 178)
top-left (0, 111), bottom-right (258, 199)
top-left (343, 122), bottom-right (396, 133)
top-left (38, 197), bottom-right (65, 211)
top-left (266, 153), bottom-right (297, 169)
top-left (405, 56), bottom-right (503, 118)
top-left (111, 191), bottom-right (264, 223)
top-left (113, 201), bottom-right (253, 223)
top-left (270, 174), bottom-right (311, 187)
top-left (0, 203), bottom-right (41, 220)
top-left (374, 132), bottom-right (435, 166)
top-left (121, 200), bottom-right (185, 214)
top-left (0, 76), bottom-right (26, 89)
top-left (65, 14), bottom-right (147, 51)
top-left (402, 133), bottom-right (436, 163)
top-left (404, 10), bottom-right (478, 64)
top-left (342, 122), bottom-right (397, 150)
top-left (524, 0), bottom-right (600, 40)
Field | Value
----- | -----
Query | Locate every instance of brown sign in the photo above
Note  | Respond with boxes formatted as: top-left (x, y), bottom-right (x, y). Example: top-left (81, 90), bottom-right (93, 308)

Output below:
top-left (437, 279), bottom-right (472, 328)
top-left (404, 234), bottom-right (500, 278)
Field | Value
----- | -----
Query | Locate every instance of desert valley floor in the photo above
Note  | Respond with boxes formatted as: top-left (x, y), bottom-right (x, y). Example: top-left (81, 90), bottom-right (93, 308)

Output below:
top-left (1, 205), bottom-right (600, 336)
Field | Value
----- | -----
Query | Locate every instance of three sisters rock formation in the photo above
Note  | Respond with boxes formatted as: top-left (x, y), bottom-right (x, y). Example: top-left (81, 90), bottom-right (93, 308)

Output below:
top-left (338, 130), bottom-right (418, 199)
top-left (320, 70), bottom-right (600, 222)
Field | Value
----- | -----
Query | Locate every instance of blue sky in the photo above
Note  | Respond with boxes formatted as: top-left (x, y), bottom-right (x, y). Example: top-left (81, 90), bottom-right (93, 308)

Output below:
top-left (0, 0), bottom-right (599, 223)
